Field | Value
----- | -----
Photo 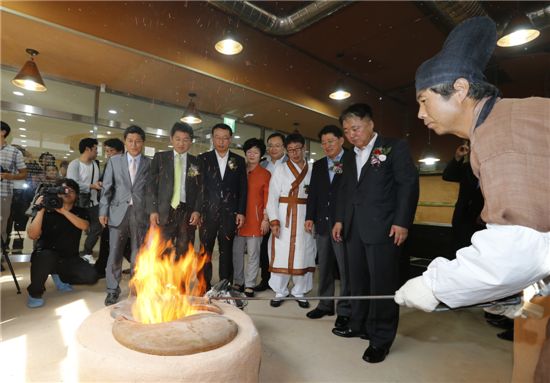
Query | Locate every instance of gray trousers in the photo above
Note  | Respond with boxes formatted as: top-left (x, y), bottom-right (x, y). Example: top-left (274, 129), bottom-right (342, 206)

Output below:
top-left (1, 195), bottom-right (13, 244)
top-left (82, 204), bottom-right (103, 255)
top-left (232, 235), bottom-right (262, 287)
top-left (106, 206), bottom-right (145, 293)
top-left (316, 232), bottom-right (351, 316)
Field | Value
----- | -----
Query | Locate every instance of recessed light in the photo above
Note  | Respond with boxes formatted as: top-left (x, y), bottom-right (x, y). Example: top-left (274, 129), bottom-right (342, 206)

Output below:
top-left (129, 118), bottom-right (134, 122)
top-left (108, 109), bottom-right (117, 115)
top-left (107, 131), bottom-right (112, 135)
top-left (215, 38), bottom-right (243, 55)
top-left (311, 152), bottom-right (316, 155)
top-left (25, 113), bottom-right (31, 116)
top-left (20, 134), bottom-right (26, 138)
top-left (234, 135), bottom-right (240, 139)
top-left (17, 118), bottom-right (25, 123)
top-left (168, 145), bottom-right (174, 148)
top-left (69, 150), bottom-right (74, 153)
top-left (18, 128), bottom-right (26, 131)
top-left (13, 91), bottom-right (24, 96)
top-left (89, 130), bottom-right (94, 133)
top-left (22, 144), bottom-right (27, 147)
top-left (155, 135), bottom-right (160, 138)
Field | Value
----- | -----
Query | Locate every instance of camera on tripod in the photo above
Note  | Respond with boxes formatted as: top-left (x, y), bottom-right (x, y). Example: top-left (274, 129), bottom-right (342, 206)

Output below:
top-left (34, 185), bottom-right (68, 212)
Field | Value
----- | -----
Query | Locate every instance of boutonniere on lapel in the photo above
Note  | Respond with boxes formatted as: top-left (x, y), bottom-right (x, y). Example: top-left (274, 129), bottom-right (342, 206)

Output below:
top-left (187, 164), bottom-right (200, 178)
top-left (331, 160), bottom-right (343, 174)
top-left (228, 157), bottom-right (238, 171)
top-left (370, 146), bottom-right (392, 167)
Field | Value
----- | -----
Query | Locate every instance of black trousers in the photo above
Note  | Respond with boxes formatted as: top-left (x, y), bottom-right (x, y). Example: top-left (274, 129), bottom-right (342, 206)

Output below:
top-left (258, 231), bottom-right (271, 283)
top-left (95, 227), bottom-right (131, 276)
top-left (199, 210), bottom-right (236, 288)
top-left (161, 203), bottom-right (196, 259)
top-left (27, 249), bottom-right (98, 298)
top-left (346, 214), bottom-right (400, 350)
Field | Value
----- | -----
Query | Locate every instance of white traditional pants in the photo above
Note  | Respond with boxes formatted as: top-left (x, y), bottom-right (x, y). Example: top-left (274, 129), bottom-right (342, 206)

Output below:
top-left (423, 224), bottom-right (550, 308)
top-left (269, 272), bottom-right (313, 299)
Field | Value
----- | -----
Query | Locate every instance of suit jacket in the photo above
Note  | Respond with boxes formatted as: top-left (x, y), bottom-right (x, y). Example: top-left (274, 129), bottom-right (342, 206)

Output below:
top-left (145, 150), bottom-right (203, 226)
top-left (99, 153), bottom-right (151, 227)
top-left (306, 150), bottom-right (350, 236)
top-left (335, 136), bottom-right (419, 244)
top-left (198, 150), bottom-right (247, 218)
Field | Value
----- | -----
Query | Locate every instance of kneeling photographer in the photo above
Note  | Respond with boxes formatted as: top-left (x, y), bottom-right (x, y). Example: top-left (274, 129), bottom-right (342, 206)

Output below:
top-left (26, 178), bottom-right (98, 308)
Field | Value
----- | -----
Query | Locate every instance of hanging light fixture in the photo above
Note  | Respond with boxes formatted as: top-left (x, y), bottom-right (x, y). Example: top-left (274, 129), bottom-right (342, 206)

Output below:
top-left (329, 89), bottom-right (351, 100)
top-left (12, 48), bottom-right (47, 92)
top-left (180, 93), bottom-right (202, 124)
top-left (497, 13), bottom-right (540, 47)
top-left (418, 130), bottom-right (440, 166)
top-left (215, 29), bottom-right (243, 55)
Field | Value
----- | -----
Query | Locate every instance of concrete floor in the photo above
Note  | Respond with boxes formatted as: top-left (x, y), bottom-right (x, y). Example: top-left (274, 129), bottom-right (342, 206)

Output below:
top-left (1, 248), bottom-right (513, 382)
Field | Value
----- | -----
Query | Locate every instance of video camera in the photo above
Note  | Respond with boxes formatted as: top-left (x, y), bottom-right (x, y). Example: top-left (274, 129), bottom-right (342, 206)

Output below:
top-left (31, 185), bottom-right (69, 213)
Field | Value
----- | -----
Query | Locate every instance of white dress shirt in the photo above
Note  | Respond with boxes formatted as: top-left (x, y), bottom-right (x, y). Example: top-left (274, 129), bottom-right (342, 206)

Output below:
top-left (216, 150), bottom-right (229, 179)
top-left (174, 150), bottom-right (187, 203)
top-left (354, 133), bottom-right (378, 180)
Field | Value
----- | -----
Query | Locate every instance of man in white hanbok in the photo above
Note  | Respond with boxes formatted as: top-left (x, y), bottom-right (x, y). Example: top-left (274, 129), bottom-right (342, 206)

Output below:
top-left (267, 133), bottom-right (316, 308)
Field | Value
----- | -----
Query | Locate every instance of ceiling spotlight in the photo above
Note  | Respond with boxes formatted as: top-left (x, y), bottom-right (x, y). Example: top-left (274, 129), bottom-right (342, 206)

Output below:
top-left (107, 131), bottom-right (112, 135)
top-left (13, 91), bottom-right (24, 96)
top-left (108, 109), bottom-right (117, 115)
top-left (215, 37), bottom-right (243, 55)
top-left (329, 89), bottom-right (351, 100)
top-left (418, 130), bottom-right (440, 165)
top-left (180, 92), bottom-right (202, 124)
top-left (497, 13), bottom-right (540, 47)
top-left (12, 48), bottom-right (47, 92)
top-left (17, 119), bottom-right (26, 123)
top-left (20, 135), bottom-right (26, 138)
top-left (18, 128), bottom-right (26, 131)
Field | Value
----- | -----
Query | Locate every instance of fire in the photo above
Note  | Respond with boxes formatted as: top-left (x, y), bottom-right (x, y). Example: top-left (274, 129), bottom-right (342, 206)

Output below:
top-left (130, 226), bottom-right (208, 324)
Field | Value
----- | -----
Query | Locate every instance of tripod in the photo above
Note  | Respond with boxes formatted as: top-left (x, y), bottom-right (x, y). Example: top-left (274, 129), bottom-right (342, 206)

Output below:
top-left (1, 247), bottom-right (22, 294)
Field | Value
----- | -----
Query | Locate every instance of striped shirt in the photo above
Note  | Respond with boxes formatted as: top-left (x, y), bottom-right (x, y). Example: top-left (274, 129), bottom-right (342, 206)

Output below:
top-left (0, 144), bottom-right (26, 197)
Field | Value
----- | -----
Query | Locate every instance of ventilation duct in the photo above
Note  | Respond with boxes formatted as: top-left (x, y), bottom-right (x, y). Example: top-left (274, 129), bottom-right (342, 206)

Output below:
top-left (208, 1), bottom-right (352, 36)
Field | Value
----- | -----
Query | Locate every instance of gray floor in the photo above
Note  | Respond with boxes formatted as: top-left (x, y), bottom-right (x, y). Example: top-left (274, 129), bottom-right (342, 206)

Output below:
top-left (1, 246), bottom-right (512, 382)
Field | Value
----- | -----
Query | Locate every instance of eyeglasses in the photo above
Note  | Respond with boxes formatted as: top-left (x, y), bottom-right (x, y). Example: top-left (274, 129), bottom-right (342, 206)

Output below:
top-left (286, 146), bottom-right (303, 154)
top-left (321, 139), bottom-right (339, 147)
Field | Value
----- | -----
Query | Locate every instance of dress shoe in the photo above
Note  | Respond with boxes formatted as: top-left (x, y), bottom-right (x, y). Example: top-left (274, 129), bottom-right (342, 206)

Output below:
top-left (332, 326), bottom-right (367, 339)
top-left (232, 284), bottom-right (244, 293)
top-left (270, 299), bottom-right (283, 308)
top-left (334, 315), bottom-right (349, 328)
top-left (306, 308), bottom-right (335, 319)
top-left (253, 281), bottom-right (269, 292)
top-left (362, 346), bottom-right (389, 363)
top-left (104, 292), bottom-right (120, 306)
top-left (244, 288), bottom-right (255, 297)
top-left (497, 328), bottom-right (514, 342)
top-left (297, 300), bottom-right (310, 309)
top-left (486, 317), bottom-right (514, 330)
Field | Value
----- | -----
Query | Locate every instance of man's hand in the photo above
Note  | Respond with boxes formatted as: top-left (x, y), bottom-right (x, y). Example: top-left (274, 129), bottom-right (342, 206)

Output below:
top-left (189, 212), bottom-right (200, 226)
top-left (0, 172), bottom-right (12, 180)
top-left (34, 195), bottom-right (45, 209)
top-left (236, 214), bottom-right (245, 229)
top-left (332, 222), bottom-right (343, 242)
top-left (394, 276), bottom-right (440, 312)
top-left (99, 215), bottom-right (109, 227)
top-left (260, 220), bottom-right (270, 235)
top-left (90, 181), bottom-right (102, 191)
top-left (389, 225), bottom-right (408, 246)
top-left (271, 223), bottom-right (280, 238)
top-left (304, 220), bottom-right (314, 233)
top-left (149, 213), bottom-right (160, 228)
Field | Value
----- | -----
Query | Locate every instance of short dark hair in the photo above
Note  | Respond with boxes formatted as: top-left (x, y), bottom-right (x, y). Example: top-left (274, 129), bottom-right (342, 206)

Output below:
top-left (211, 123), bottom-right (233, 136)
top-left (267, 132), bottom-right (285, 144)
top-left (339, 103), bottom-right (374, 125)
top-left (318, 125), bottom-right (343, 140)
top-left (171, 122), bottom-right (194, 139)
top-left (59, 160), bottom-right (69, 169)
top-left (124, 125), bottom-right (146, 141)
top-left (103, 138), bottom-right (124, 153)
top-left (242, 138), bottom-right (266, 157)
top-left (79, 138), bottom-right (98, 154)
top-left (39, 152), bottom-right (56, 166)
top-left (1, 121), bottom-right (11, 137)
top-left (57, 177), bottom-right (79, 195)
top-left (429, 80), bottom-right (501, 101)
top-left (284, 132), bottom-right (305, 148)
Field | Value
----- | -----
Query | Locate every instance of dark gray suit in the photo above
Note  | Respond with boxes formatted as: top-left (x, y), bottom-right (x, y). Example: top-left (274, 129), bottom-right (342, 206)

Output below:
top-left (146, 150), bottom-right (202, 257)
top-left (336, 136), bottom-right (418, 349)
top-left (99, 153), bottom-right (151, 294)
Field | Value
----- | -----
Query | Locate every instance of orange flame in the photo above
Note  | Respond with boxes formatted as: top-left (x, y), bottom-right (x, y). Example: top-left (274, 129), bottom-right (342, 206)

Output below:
top-left (130, 226), bottom-right (208, 324)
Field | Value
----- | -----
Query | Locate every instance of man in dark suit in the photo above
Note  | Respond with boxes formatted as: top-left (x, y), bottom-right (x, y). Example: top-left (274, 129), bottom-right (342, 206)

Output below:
top-left (199, 123), bottom-right (247, 288)
top-left (305, 125), bottom-right (351, 328)
top-left (99, 125), bottom-right (151, 306)
top-left (332, 103), bottom-right (419, 363)
top-left (147, 122), bottom-right (202, 259)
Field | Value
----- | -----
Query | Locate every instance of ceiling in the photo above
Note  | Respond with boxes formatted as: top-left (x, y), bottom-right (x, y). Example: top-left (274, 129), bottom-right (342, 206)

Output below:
top-left (1, 1), bottom-right (549, 161)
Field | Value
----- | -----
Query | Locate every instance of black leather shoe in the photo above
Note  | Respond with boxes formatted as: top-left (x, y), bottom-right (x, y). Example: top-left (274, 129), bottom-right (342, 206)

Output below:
top-left (486, 317), bottom-right (514, 330)
top-left (104, 292), bottom-right (120, 306)
top-left (334, 315), bottom-right (349, 328)
top-left (362, 346), bottom-right (389, 363)
top-left (232, 284), bottom-right (244, 293)
top-left (270, 299), bottom-right (283, 307)
top-left (306, 308), bottom-right (334, 319)
top-left (254, 281), bottom-right (269, 292)
top-left (297, 300), bottom-right (310, 309)
top-left (331, 326), bottom-right (367, 339)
